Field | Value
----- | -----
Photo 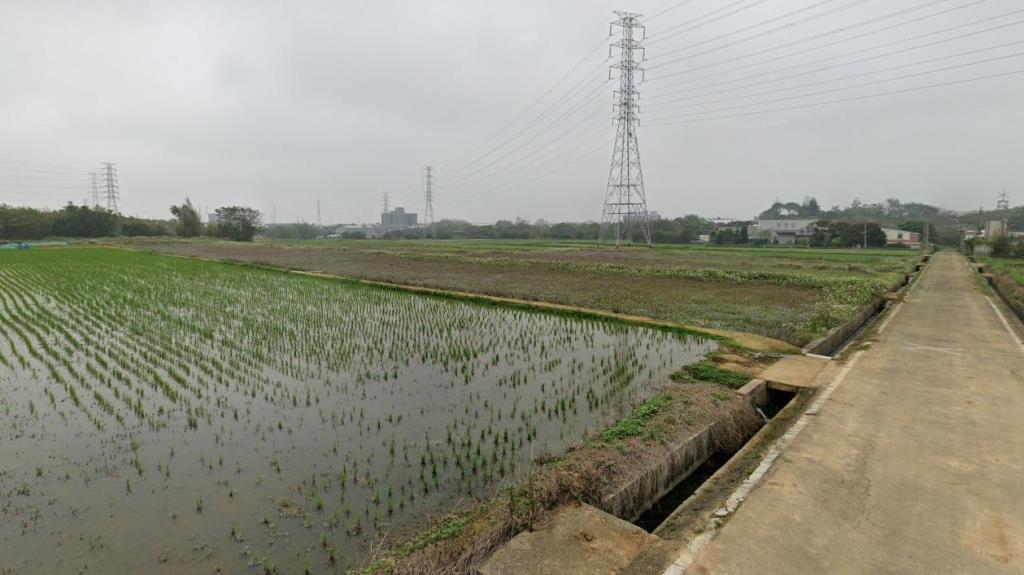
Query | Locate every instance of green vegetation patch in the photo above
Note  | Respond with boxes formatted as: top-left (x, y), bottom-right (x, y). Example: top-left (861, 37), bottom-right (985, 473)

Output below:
top-left (601, 393), bottom-right (671, 442)
top-left (673, 360), bottom-right (750, 389)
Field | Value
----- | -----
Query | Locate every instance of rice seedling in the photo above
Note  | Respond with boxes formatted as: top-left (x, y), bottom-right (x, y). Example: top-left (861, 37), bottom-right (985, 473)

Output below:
top-left (0, 247), bottom-right (714, 572)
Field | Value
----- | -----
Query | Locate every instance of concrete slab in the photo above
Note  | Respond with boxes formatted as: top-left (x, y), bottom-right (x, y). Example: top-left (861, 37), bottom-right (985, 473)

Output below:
top-left (757, 354), bottom-right (830, 392)
top-left (478, 503), bottom-right (657, 575)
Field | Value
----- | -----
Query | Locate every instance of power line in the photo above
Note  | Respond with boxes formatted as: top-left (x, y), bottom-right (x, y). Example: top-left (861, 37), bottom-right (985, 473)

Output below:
top-left (0, 157), bottom-right (93, 171)
top-left (443, 86), bottom-right (612, 189)
top-left (443, 124), bottom-right (614, 206)
top-left (437, 117), bottom-right (614, 201)
top-left (437, 35), bottom-right (612, 173)
top-left (649, 0), bottom-right (870, 63)
top-left (643, 67), bottom-right (1024, 126)
top-left (644, 7), bottom-right (1023, 103)
top-left (643, 0), bottom-right (979, 88)
top-left (441, 103), bottom-right (611, 194)
top-left (443, 64), bottom-right (612, 183)
top-left (433, 114), bottom-right (614, 204)
top-left (643, 0), bottom-right (700, 21)
top-left (644, 38), bottom-right (1024, 114)
top-left (646, 0), bottom-right (773, 45)
top-left (643, 49), bottom-right (1024, 121)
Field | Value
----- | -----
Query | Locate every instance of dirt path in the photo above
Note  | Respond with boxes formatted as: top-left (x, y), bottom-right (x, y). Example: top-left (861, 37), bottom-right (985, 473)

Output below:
top-left (684, 252), bottom-right (1024, 574)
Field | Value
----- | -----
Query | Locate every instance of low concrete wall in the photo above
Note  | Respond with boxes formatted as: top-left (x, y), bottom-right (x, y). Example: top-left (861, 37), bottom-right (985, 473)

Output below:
top-left (736, 378), bottom-right (768, 409)
top-left (601, 424), bottom-right (716, 521)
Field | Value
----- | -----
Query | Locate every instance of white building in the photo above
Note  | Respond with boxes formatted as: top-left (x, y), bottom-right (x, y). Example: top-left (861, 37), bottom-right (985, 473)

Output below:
top-left (749, 218), bottom-right (817, 245)
top-left (883, 228), bottom-right (921, 249)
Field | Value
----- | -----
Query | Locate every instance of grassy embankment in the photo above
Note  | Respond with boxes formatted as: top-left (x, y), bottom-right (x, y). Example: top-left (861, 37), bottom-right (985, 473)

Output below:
top-left (980, 257), bottom-right (1024, 316)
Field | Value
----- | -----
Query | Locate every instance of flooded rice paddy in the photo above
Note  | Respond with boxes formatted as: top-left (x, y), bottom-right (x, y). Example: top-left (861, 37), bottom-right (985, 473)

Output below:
top-left (0, 248), bottom-right (715, 573)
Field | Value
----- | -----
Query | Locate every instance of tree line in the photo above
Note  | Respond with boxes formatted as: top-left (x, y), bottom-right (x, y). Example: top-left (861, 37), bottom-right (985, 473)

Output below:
top-left (0, 204), bottom-right (169, 240)
top-left (0, 200), bottom-right (264, 242)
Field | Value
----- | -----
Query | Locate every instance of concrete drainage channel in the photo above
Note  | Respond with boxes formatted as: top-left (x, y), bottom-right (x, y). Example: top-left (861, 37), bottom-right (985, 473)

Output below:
top-left (633, 387), bottom-right (797, 533)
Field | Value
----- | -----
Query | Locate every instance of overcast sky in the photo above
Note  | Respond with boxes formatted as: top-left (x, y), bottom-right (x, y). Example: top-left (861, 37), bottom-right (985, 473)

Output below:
top-left (1, 0), bottom-right (1022, 224)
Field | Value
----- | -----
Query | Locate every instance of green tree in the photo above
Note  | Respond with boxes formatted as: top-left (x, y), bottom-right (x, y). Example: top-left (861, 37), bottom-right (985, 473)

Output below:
top-left (212, 206), bottom-right (263, 241)
top-left (0, 205), bottom-right (53, 240)
top-left (802, 196), bottom-right (821, 216)
top-left (170, 198), bottom-right (203, 237)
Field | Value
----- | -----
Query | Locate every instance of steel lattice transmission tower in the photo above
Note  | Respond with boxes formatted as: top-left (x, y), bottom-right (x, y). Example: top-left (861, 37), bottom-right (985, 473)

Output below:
top-left (601, 11), bottom-right (651, 247)
top-left (997, 189), bottom-right (1009, 211)
top-left (422, 165), bottom-right (436, 239)
top-left (100, 162), bottom-right (120, 213)
top-left (88, 172), bottom-right (100, 208)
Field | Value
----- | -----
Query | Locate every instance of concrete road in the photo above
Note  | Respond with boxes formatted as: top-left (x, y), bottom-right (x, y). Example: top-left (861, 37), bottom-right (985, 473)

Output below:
top-left (690, 253), bottom-right (1024, 574)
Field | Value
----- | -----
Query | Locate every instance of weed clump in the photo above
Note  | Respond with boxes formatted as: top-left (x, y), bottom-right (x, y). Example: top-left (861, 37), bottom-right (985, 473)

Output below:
top-left (673, 360), bottom-right (750, 389)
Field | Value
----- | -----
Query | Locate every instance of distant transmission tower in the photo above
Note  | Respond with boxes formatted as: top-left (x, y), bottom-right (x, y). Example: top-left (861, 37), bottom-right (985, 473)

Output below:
top-left (316, 199), bottom-right (322, 227)
top-left (997, 189), bottom-right (1009, 211)
top-left (88, 172), bottom-right (100, 207)
top-left (601, 10), bottom-right (651, 248)
top-left (422, 165), bottom-right (435, 239)
top-left (382, 191), bottom-right (390, 215)
top-left (101, 162), bottom-right (119, 213)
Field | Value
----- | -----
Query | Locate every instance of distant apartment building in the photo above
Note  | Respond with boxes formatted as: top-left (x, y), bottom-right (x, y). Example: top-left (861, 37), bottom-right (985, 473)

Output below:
top-left (883, 228), bottom-right (921, 249)
top-left (381, 207), bottom-right (417, 232)
top-left (748, 218), bottom-right (817, 245)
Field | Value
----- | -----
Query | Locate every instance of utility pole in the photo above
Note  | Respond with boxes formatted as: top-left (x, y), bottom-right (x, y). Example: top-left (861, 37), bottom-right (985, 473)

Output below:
top-left (100, 163), bottom-right (119, 213)
top-left (89, 172), bottom-right (100, 208)
top-left (422, 165), bottom-right (435, 239)
top-left (600, 10), bottom-right (652, 248)
top-left (863, 222), bottom-right (867, 249)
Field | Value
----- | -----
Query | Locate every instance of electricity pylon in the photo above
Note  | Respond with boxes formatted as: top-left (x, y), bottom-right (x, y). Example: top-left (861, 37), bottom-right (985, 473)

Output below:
top-left (422, 165), bottom-right (435, 239)
top-left (600, 10), bottom-right (651, 248)
top-left (101, 163), bottom-right (119, 213)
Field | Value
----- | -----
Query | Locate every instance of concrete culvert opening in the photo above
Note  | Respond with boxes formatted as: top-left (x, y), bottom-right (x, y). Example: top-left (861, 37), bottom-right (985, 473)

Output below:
top-left (631, 386), bottom-right (797, 533)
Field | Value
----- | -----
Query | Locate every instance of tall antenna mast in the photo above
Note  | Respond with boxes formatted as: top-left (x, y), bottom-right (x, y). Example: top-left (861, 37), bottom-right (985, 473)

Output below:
top-left (422, 165), bottom-right (435, 239)
top-left (601, 10), bottom-right (651, 248)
